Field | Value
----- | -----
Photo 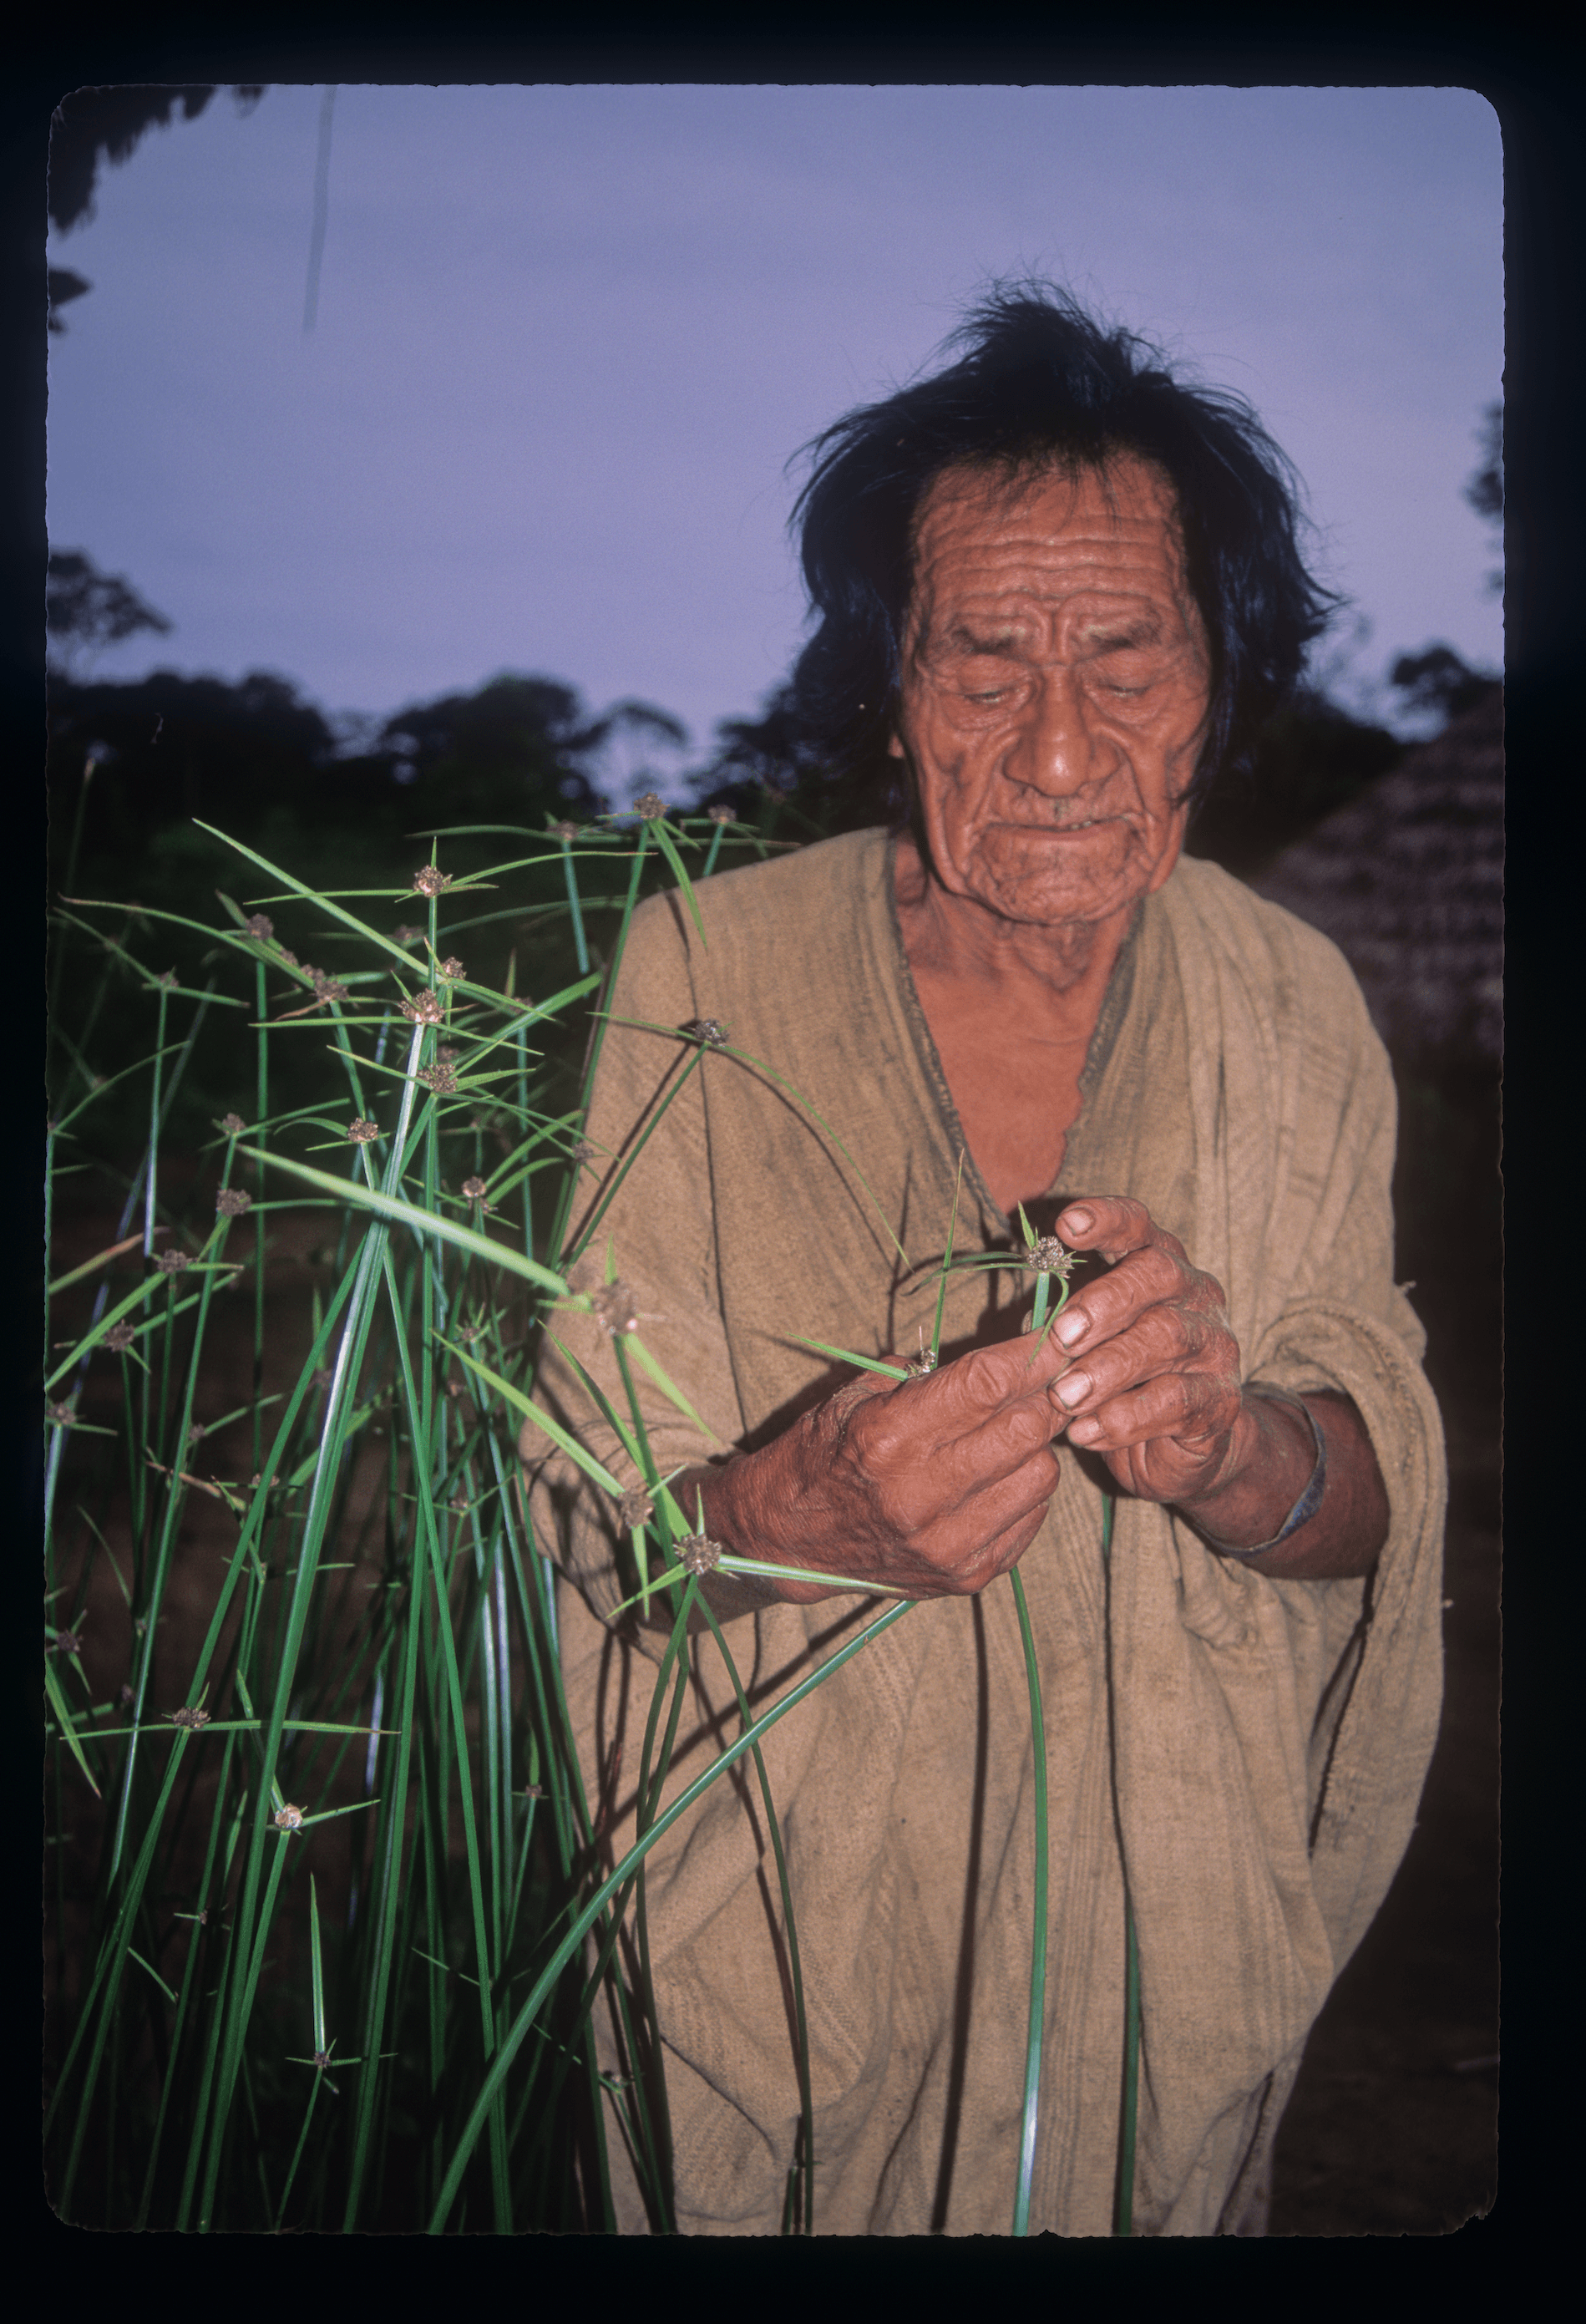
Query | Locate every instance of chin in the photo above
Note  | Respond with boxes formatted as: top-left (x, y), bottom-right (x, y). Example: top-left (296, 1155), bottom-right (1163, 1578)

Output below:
top-left (965, 826), bottom-right (1149, 926)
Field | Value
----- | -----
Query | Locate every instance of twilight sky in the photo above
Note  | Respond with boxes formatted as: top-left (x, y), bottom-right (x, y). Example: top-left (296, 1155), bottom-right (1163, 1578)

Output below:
top-left (46, 83), bottom-right (1503, 775)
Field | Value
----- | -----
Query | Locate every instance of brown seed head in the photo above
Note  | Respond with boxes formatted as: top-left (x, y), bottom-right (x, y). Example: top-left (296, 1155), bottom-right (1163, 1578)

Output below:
top-left (462, 1175), bottom-right (488, 1201)
top-left (187, 1421), bottom-right (205, 1444)
top-left (216, 1188), bottom-right (252, 1217)
top-left (245, 913), bottom-right (274, 941)
top-left (553, 819), bottom-right (580, 841)
top-left (571, 1137), bottom-right (596, 1163)
top-left (154, 1249), bottom-right (190, 1274)
top-left (311, 971), bottom-right (348, 1004)
top-left (52, 1628), bottom-right (82, 1656)
top-left (347, 1119), bottom-right (379, 1144)
top-left (437, 956), bottom-right (465, 982)
top-left (436, 1044), bottom-right (459, 1064)
top-left (617, 1486), bottom-right (654, 1531)
top-left (411, 865), bottom-right (453, 897)
top-left (170, 1706), bottom-right (210, 1731)
top-left (273, 1804), bottom-right (305, 1832)
top-left (707, 804), bottom-right (734, 825)
top-left (400, 990), bottom-right (446, 1026)
top-left (1028, 1237), bottom-right (1076, 1276)
top-left (679, 1532), bottom-right (724, 1576)
top-left (448, 1491), bottom-right (470, 1513)
top-left (682, 1017), bottom-right (727, 1047)
top-left (590, 1281), bottom-right (639, 1337)
top-left (118, 1682), bottom-right (134, 1708)
top-left (156, 968), bottom-right (180, 990)
top-left (392, 924), bottom-right (423, 944)
top-left (312, 1368), bottom-right (332, 1391)
top-left (418, 1063), bottom-right (458, 1095)
top-left (47, 1402), bottom-right (76, 1426)
top-left (633, 792), bottom-right (666, 820)
top-left (104, 1322), bottom-right (136, 1352)
top-left (220, 1112), bottom-right (246, 1137)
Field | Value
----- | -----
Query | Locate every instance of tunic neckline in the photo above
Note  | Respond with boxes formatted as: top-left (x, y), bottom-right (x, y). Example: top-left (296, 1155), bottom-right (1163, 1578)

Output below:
top-left (877, 828), bottom-right (1145, 1231)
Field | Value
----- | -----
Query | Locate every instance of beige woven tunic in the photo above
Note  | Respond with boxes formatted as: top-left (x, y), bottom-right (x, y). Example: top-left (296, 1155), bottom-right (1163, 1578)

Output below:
top-left (525, 828), bottom-right (1445, 2237)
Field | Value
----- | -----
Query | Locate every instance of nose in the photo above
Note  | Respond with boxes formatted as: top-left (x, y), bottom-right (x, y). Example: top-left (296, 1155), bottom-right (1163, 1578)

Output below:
top-left (1002, 667), bottom-right (1111, 799)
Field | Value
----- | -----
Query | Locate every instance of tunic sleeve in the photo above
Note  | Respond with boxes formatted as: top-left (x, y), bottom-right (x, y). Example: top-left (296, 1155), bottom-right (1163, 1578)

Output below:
top-left (523, 893), bottom-right (742, 1630)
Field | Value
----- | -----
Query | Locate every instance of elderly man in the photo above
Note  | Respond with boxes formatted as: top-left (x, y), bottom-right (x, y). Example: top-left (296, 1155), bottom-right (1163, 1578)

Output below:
top-left (528, 290), bottom-right (1445, 2236)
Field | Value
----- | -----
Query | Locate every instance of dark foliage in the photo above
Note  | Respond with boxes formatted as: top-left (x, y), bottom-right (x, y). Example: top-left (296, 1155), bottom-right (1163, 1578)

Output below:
top-left (47, 267), bottom-right (92, 333)
top-left (1387, 645), bottom-right (1501, 728)
top-left (48, 84), bottom-right (266, 234)
top-left (47, 549), bottom-right (173, 660)
top-left (46, 666), bottom-right (620, 894)
top-left (1184, 688), bottom-right (1406, 880)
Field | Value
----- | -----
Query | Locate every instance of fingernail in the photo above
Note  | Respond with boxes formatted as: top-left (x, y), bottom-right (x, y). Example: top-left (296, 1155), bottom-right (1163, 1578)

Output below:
top-left (1061, 1207), bottom-right (1093, 1236)
top-left (1055, 1372), bottom-right (1090, 1408)
top-left (1055, 1310), bottom-right (1088, 1348)
top-left (1067, 1416), bottom-right (1101, 1445)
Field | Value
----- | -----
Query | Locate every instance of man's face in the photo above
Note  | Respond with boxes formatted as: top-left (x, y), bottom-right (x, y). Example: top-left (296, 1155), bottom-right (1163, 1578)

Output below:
top-left (892, 454), bottom-right (1212, 931)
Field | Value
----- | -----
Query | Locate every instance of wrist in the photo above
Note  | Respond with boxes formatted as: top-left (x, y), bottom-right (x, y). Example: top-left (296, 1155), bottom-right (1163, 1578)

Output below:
top-left (1176, 1388), bottom-right (1325, 1557)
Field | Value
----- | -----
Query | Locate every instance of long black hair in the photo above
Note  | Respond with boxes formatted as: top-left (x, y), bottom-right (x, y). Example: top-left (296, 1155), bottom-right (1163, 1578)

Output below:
top-left (787, 284), bottom-right (1340, 819)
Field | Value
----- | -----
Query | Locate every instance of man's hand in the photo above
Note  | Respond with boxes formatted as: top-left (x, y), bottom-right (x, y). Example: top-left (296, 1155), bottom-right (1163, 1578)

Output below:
top-left (693, 1329), bottom-right (1074, 1603)
top-left (1042, 1195), bottom-right (1247, 1505)
top-left (1045, 1195), bottom-right (1388, 1576)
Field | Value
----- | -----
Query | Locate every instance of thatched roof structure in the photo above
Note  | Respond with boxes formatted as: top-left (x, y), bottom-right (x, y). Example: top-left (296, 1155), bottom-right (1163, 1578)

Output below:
top-left (1251, 691), bottom-right (1503, 1070)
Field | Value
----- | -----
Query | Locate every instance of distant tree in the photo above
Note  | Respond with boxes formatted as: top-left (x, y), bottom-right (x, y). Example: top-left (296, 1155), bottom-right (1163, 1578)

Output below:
top-left (47, 266), bottom-right (92, 333)
top-left (374, 675), bottom-right (646, 825)
top-left (1386, 645), bottom-right (1500, 729)
top-left (1464, 402), bottom-right (1502, 597)
top-left (47, 667), bottom-right (341, 854)
top-left (46, 84), bottom-right (268, 336)
top-left (48, 84), bottom-right (266, 235)
top-left (690, 681), bottom-right (892, 832)
top-left (1184, 685), bottom-right (1406, 880)
top-left (46, 549), bottom-right (173, 676)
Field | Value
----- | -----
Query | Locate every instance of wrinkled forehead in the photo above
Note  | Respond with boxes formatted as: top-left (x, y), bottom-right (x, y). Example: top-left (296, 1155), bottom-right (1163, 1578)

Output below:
top-left (904, 450), bottom-right (1191, 616)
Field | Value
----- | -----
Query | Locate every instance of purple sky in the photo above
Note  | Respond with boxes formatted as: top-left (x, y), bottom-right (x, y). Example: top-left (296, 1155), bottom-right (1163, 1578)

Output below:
top-left (47, 84), bottom-right (1502, 778)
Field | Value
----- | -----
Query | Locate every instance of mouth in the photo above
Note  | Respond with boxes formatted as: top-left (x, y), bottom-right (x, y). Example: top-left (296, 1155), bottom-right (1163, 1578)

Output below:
top-left (996, 814), bottom-right (1118, 836)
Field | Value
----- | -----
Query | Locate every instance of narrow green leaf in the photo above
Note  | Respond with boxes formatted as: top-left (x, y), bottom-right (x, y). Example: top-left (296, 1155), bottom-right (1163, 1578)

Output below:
top-left (649, 816), bottom-right (707, 946)
top-left (44, 1658), bottom-right (102, 1797)
top-left (788, 1335), bottom-right (910, 1382)
top-left (231, 1145), bottom-right (568, 1296)
top-left (439, 1337), bottom-right (623, 1495)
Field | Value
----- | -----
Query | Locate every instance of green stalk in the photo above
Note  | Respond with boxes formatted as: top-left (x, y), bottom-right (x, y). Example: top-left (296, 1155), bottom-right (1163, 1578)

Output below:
top-left (253, 956), bottom-right (268, 1474)
top-left (380, 1241), bottom-right (513, 2230)
top-left (543, 831), bottom-right (649, 1268)
top-left (1099, 1489), bottom-right (1140, 2238)
top-left (694, 1596), bottom-right (818, 2235)
top-left (195, 1026), bottom-right (429, 2228)
top-left (427, 1593), bottom-right (917, 2229)
top-left (560, 829), bottom-right (590, 976)
top-left (1008, 1567), bottom-right (1047, 2236)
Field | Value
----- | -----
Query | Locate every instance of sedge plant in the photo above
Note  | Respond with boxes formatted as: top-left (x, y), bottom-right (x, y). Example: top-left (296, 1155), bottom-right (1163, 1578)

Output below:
top-left (44, 798), bottom-right (1138, 2235)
